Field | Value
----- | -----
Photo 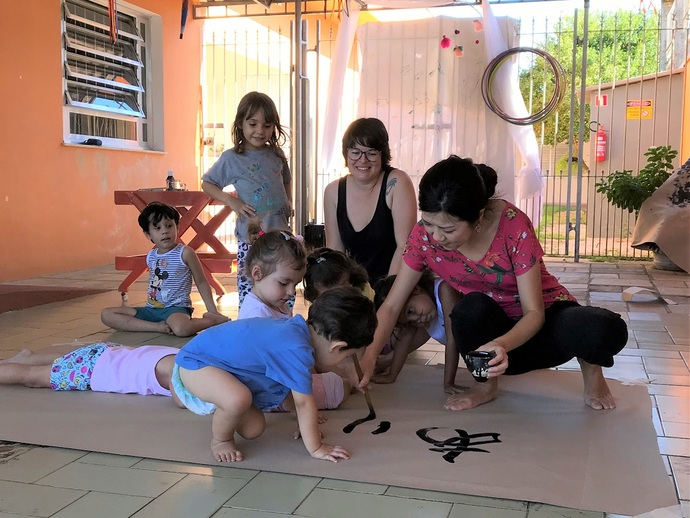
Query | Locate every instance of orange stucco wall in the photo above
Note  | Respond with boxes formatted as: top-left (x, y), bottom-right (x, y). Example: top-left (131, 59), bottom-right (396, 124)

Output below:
top-left (0, 0), bottom-right (203, 282)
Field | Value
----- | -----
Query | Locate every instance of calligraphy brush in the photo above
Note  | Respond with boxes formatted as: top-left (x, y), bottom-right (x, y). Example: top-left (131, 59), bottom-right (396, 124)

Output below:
top-left (352, 356), bottom-right (376, 420)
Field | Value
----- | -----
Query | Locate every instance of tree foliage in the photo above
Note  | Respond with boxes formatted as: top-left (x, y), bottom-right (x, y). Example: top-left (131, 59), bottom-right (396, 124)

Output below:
top-left (518, 10), bottom-right (660, 145)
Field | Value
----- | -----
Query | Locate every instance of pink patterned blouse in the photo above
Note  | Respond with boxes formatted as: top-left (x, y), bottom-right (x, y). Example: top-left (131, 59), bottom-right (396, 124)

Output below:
top-left (403, 201), bottom-right (576, 319)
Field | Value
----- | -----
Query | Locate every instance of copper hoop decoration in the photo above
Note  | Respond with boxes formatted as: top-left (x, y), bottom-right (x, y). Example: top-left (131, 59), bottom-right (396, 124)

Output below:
top-left (481, 47), bottom-right (567, 126)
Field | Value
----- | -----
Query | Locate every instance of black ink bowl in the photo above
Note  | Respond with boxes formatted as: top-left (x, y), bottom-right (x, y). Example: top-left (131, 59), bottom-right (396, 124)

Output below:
top-left (465, 351), bottom-right (496, 382)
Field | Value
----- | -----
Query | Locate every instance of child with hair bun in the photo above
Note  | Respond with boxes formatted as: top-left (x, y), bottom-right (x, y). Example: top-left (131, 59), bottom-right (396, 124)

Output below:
top-left (237, 231), bottom-right (352, 412)
top-left (303, 247), bottom-right (375, 303)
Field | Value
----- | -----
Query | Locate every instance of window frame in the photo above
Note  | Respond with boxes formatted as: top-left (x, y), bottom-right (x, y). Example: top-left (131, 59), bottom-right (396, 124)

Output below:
top-left (61, 0), bottom-right (161, 151)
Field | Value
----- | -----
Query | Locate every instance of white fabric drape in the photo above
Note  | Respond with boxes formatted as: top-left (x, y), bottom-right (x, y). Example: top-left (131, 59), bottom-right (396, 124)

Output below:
top-left (319, 0), bottom-right (545, 223)
top-left (480, 1), bottom-right (544, 222)
top-left (355, 16), bottom-right (516, 203)
top-left (320, 3), bottom-right (360, 171)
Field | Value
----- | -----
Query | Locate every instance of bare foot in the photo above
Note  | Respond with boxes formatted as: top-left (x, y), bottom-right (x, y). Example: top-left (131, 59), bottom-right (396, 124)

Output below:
top-left (0, 349), bottom-right (33, 364)
top-left (155, 321), bottom-right (174, 335)
top-left (203, 312), bottom-right (229, 325)
top-left (444, 378), bottom-right (498, 411)
top-left (578, 358), bottom-right (616, 410)
top-left (372, 373), bottom-right (397, 384)
top-left (211, 438), bottom-right (243, 462)
top-left (444, 383), bottom-right (469, 395)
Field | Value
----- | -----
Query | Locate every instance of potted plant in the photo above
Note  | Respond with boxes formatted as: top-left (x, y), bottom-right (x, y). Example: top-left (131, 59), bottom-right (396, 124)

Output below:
top-left (596, 145), bottom-right (680, 269)
top-left (596, 145), bottom-right (678, 214)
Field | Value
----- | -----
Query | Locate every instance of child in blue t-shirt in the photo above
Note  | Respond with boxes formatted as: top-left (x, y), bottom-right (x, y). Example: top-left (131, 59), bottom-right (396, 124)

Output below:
top-left (172, 286), bottom-right (377, 463)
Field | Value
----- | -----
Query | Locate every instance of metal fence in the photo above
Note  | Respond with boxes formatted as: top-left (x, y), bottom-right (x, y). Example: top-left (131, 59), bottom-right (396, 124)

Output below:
top-left (523, 3), bottom-right (688, 259)
top-left (199, 2), bottom-right (689, 261)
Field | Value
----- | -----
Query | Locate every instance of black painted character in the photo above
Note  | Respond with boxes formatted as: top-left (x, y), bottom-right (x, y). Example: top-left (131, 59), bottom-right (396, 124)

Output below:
top-left (416, 427), bottom-right (501, 463)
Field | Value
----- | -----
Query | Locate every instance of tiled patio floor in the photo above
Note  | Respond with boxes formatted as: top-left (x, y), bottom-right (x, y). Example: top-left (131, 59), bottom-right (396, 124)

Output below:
top-left (0, 260), bottom-right (688, 518)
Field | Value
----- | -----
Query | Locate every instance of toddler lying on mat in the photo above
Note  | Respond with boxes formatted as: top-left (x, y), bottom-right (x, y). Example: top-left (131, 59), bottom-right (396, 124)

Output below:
top-left (0, 342), bottom-right (351, 411)
top-left (0, 342), bottom-right (178, 395)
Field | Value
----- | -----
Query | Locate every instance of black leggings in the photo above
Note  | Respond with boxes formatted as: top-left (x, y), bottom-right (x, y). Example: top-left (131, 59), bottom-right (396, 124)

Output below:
top-left (450, 292), bottom-right (628, 375)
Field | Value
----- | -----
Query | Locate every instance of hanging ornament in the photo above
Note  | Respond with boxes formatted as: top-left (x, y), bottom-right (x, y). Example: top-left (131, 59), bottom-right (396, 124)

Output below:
top-left (473, 20), bottom-right (483, 32)
top-left (454, 45), bottom-right (464, 57)
top-left (180, 0), bottom-right (189, 39)
top-left (640, 0), bottom-right (658, 15)
top-left (440, 35), bottom-right (452, 49)
top-left (108, 0), bottom-right (118, 44)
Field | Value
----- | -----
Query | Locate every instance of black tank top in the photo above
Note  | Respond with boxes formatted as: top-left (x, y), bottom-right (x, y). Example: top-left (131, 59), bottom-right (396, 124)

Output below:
top-left (336, 167), bottom-right (397, 285)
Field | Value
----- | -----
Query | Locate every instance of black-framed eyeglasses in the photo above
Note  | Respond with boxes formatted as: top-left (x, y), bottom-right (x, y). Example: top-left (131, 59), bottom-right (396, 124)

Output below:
top-left (347, 148), bottom-right (381, 161)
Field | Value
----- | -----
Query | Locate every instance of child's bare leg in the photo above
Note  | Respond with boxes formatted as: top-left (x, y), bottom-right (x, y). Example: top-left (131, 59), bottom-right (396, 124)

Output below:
top-left (444, 377), bottom-right (498, 411)
top-left (210, 403), bottom-right (264, 462)
top-left (0, 363), bottom-right (52, 388)
top-left (166, 312), bottom-right (227, 337)
top-left (236, 405), bottom-right (265, 439)
top-left (203, 312), bottom-right (229, 325)
top-left (179, 366), bottom-right (263, 462)
top-left (578, 358), bottom-right (616, 410)
top-left (153, 355), bottom-right (177, 391)
top-left (0, 349), bottom-right (33, 364)
top-left (0, 344), bottom-right (86, 366)
top-left (373, 326), bottom-right (427, 384)
top-left (101, 307), bottom-right (172, 334)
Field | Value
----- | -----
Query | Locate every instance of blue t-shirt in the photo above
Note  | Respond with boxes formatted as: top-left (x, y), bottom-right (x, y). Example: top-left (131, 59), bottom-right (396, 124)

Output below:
top-left (176, 315), bottom-right (313, 410)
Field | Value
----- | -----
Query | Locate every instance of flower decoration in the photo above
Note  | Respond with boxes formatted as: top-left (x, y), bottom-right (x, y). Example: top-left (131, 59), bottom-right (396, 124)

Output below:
top-left (442, 31), bottom-right (464, 57)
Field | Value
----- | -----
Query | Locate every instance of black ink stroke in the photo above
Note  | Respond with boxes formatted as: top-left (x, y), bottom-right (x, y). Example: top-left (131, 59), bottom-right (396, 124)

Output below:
top-left (343, 410), bottom-right (376, 434)
top-left (371, 421), bottom-right (391, 434)
top-left (417, 427), bottom-right (501, 463)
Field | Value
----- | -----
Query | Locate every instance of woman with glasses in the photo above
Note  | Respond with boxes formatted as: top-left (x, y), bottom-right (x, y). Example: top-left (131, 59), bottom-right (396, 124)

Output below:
top-left (323, 118), bottom-right (417, 286)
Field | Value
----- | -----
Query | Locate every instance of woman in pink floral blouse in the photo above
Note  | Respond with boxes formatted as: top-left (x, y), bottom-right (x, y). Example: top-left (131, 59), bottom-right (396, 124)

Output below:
top-left (360, 155), bottom-right (628, 411)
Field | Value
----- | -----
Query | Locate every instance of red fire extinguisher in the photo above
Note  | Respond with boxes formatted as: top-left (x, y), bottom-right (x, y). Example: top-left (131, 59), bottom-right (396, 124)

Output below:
top-left (595, 125), bottom-right (607, 162)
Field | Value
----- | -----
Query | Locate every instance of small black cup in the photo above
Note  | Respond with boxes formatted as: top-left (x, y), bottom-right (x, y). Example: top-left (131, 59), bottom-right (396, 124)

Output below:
top-left (465, 351), bottom-right (496, 382)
